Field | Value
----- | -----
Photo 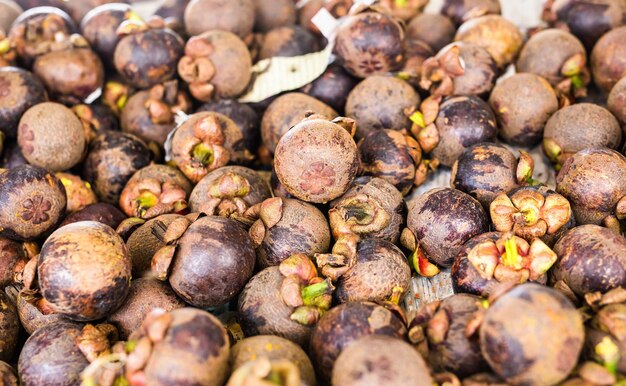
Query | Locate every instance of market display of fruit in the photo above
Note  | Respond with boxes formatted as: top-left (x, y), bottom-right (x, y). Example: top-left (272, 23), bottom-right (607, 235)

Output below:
top-left (1, 0), bottom-right (626, 385)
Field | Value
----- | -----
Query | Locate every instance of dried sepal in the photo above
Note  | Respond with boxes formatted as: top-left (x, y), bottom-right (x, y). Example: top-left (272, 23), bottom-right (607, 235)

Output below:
top-left (410, 245), bottom-right (440, 277)
top-left (163, 217), bottom-right (191, 244)
top-left (329, 194), bottom-right (391, 238)
top-left (76, 324), bottom-right (113, 363)
top-left (516, 150), bottom-right (535, 184)
top-left (331, 117), bottom-right (357, 137)
top-left (151, 245), bottom-right (176, 281)
top-left (259, 197), bottom-right (284, 229)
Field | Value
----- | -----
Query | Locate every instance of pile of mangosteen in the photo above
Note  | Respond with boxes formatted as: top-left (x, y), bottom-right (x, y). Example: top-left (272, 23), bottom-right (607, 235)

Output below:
top-left (0, 0), bottom-right (626, 385)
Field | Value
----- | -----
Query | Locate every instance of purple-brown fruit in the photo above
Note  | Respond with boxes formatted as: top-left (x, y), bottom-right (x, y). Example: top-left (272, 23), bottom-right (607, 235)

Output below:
top-left (455, 15), bottom-right (523, 68)
top-left (608, 75), bottom-right (626, 128)
top-left (0, 361), bottom-right (17, 386)
top-left (250, 197), bottom-right (331, 268)
top-left (18, 102), bottom-right (86, 171)
top-left (556, 148), bottom-right (626, 226)
top-left (60, 202), bottom-right (126, 229)
top-left (489, 73), bottom-right (559, 146)
top-left (547, 0), bottom-right (625, 50)
top-left (72, 103), bottom-right (120, 142)
top-left (184, 0), bottom-right (254, 38)
top-left (14, 288), bottom-right (68, 334)
top-left (252, 0), bottom-right (296, 32)
top-left (80, 3), bottom-right (131, 65)
top-left (299, 0), bottom-right (353, 36)
top-left (231, 335), bottom-right (316, 386)
top-left (543, 103), bottom-right (621, 167)
top-left (161, 216), bottom-right (256, 308)
top-left (18, 322), bottom-right (89, 386)
top-left (171, 111), bottom-right (253, 183)
top-left (301, 64), bottom-right (359, 113)
top-left (237, 266), bottom-right (313, 346)
top-left (261, 93), bottom-right (337, 154)
top-left (552, 224), bottom-right (626, 297)
top-left (38, 221), bottom-right (131, 320)
top-left (0, 141), bottom-right (27, 169)
top-left (0, 291), bottom-right (18, 361)
top-left (197, 99), bottom-right (260, 158)
top-left (62, 0), bottom-right (124, 23)
top-left (114, 23), bottom-right (184, 89)
top-left (82, 130), bottom-right (151, 204)
top-left (119, 164), bottom-right (191, 219)
top-left (378, 0), bottom-right (427, 21)
top-left (358, 129), bottom-right (423, 196)
top-left (346, 75), bottom-right (421, 140)
top-left (56, 172), bottom-right (97, 213)
top-left (126, 308), bottom-right (230, 386)
top-left (309, 301), bottom-right (407, 383)
top-left (189, 165), bottom-right (271, 220)
top-left (259, 25), bottom-right (319, 60)
top-left (0, 165), bottom-right (66, 240)
top-left (407, 13), bottom-right (455, 52)
top-left (420, 42), bottom-right (497, 98)
top-left (332, 335), bottom-right (433, 386)
top-left (335, 238), bottom-right (411, 303)
top-left (334, 9), bottom-right (405, 78)
top-left (591, 25), bottom-right (626, 92)
top-left (125, 214), bottom-right (183, 276)
top-left (479, 283), bottom-right (584, 385)
top-left (0, 67), bottom-right (47, 140)
top-left (107, 277), bottom-right (185, 339)
top-left (121, 81), bottom-right (192, 147)
top-left (405, 188), bottom-right (489, 268)
top-left (442, 0), bottom-right (502, 25)
top-left (428, 95), bottom-right (498, 167)
top-left (0, 237), bottom-right (28, 287)
top-left (8, 6), bottom-right (76, 67)
top-left (517, 29), bottom-right (589, 97)
top-left (0, 0), bottom-right (21, 32)
top-left (274, 116), bottom-right (359, 203)
top-left (178, 30), bottom-right (252, 102)
top-left (451, 143), bottom-right (524, 209)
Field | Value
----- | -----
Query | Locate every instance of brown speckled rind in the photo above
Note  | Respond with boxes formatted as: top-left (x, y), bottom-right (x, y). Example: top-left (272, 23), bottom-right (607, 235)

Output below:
top-left (455, 15), bottom-right (523, 68)
top-left (407, 13), bottom-right (455, 52)
top-left (346, 76), bottom-right (420, 140)
top-left (442, 0), bottom-right (501, 25)
top-left (121, 90), bottom-right (180, 146)
top-left (335, 238), bottom-right (411, 303)
top-left (301, 64), bottom-right (359, 113)
top-left (441, 42), bottom-right (498, 97)
top-left (237, 266), bottom-right (312, 346)
top-left (38, 221), bottom-right (131, 321)
top-left (169, 216), bottom-right (256, 308)
top-left (252, 0), bottom-right (296, 32)
top-left (142, 308), bottom-right (230, 386)
top-left (309, 301), bottom-right (407, 384)
top-left (18, 322), bottom-right (89, 386)
top-left (591, 26), bottom-right (626, 92)
top-left (259, 25), bottom-right (319, 60)
top-left (261, 93), bottom-right (337, 154)
top-left (256, 198), bottom-right (330, 268)
top-left (480, 283), bottom-right (584, 385)
top-left (332, 335), bottom-right (433, 386)
top-left (556, 148), bottom-right (626, 225)
top-left (274, 118), bottom-right (359, 203)
top-left (16, 293), bottom-right (69, 335)
top-left (107, 277), bottom-right (186, 340)
top-left (80, 3), bottom-right (131, 68)
top-left (231, 335), bottom-right (316, 386)
top-left (60, 203), bottom-right (126, 229)
top-left (407, 187), bottom-right (489, 267)
top-left (184, 0), bottom-right (254, 37)
top-left (126, 214), bottom-right (183, 276)
top-left (0, 238), bottom-right (26, 287)
top-left (0, 291), bottom-right (19, 362)
top-left (552, 224), bottom-right (626, 297)
top-left (0, 67), bottom-right (47, 140)
top-left (553, 0), bottom-right (625, 50)
top-left (608, 76), bottom-right (626, 130)
top-left (0, 164), bottom-right (67, 241)
top-left (0, 361), bottom-right (17, 386)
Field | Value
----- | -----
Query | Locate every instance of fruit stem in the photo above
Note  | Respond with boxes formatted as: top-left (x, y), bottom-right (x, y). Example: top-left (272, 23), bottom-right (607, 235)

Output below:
top-left (301, 280), bottom-right (332, 305)
top-left (596, 337), bottom-right (620, 375)
top-left (191, 142), bottom-right (214, 166)
top-left (501, 237), bottom-right (522, 269)
top-left (388, 286), bottom-right (404, 305)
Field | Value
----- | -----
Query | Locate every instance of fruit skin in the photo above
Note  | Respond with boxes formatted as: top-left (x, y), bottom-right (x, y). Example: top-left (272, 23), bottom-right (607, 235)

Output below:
top-left (107, 278), bottom-right (186, 340)
top-left (261, 93), bottom-right (337, 154)
top-left (551, 224), bottom-right (626, 297)
top-left (184, 0), bottom-right (254, 38)
top-left (556, 148), bottom-right (626, 226)
top-left (168, 216), bottom-right (256, 308)
top-left (0, 0), bottom-right (22, 32)
top-left (608, 75), bottom-right (626, 129)
top-left (309, 301), bottom-right (407, 384)
top-left (301, 64), bottom-right (359, 113)
top-left (543, 103), bottom-right (621, 166)
top-left (0, 361), bottom-right (17, 386)
top-left (38, 221), bottom-right (131, 321)
top-left (82, 130), bottom-right (151, 204)
top-left (57, 172), bottom-right (97, 213)
top-left (237, 266), bottom-right (313, 347)
top-left (345, 75), bottom-right (420, 140)
top-left (138, 308), bottom-right (230, 386)
top-left (407, 13), bottom-right (456, 52)
top-left (332, 335), bottom-right (433, 386)
top-left (489, 73), bottom-right (559, 146)
top-left (259, 25), bottom-right (319, 60)
top-left (80, 3), bottom-right (132, 68)
top-left (591, 25), bottom-right (626, 92)
top-left (273, 117), bottom-right (360, 203)
top-left (479, 283), bottom-right (584, 386)
top-left (406, 188), bottom-right (489, 267)
top-left (0, 67), bottom-right (47, 140)
top-left (442, 0), bottom-right (501, 25)
top-left (335, 238), bottom-right (411, 303)
top-left (18, 102), bottom-right (86, 171)
top-left (15, 292), bottom-right (69, 335)
top-left (334, 11), bottom-right (405, 78)
top-left (0, 237), bottom-right (28, 287)
top-left (0, 165), bottom-right (67, 241)
top-left (18, 322), bottom-right (89, 386)
top-left (114, 27), bottom-right (184, 89)
top-left (451, 143), bottom-right (519, 209)
top-left (455, 15), bottom-right (523, 68)
top-left (252, 0), bottom-right (296, 33)
top-left (126, 214), bottom-right (182, 276)
top-left (60, 202), bottom-right (126, 229)
top-left (0, 291), bottom-right (19, 362)
top-left (231, 335), bottom-right (316, 386)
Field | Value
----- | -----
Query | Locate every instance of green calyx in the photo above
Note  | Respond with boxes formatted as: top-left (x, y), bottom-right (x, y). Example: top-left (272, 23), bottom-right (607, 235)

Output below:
top-left (596, 336), bottom-right (620, 375)
top-left (501, 237), bottom-right (523, 270)
top-left (192, 142), bottom-right (214, 166)
top-left (134, 191), bottom-right (159, 216)
top-left (409, 111), bottom-right (426, 129)
top-left (301, 280), bottom-right (332, 306)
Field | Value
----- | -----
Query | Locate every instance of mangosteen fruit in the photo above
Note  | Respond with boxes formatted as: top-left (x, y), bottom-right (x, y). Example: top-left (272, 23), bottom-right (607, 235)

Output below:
top-left (0, 290), bottom-right (19, 361)
top-left (0, 67), bottom-right (47, 140)
top-left (299, 0), bottom-right (353, 36)
top-left (80, 3), bottom-right (132, 68)
top-left (56, 172), bottom-right (97, 213)
top-left (608, 75), bottom-right (626, 129)
top-left (0, 237), bottom-right (29, 287)
top-left (0, 0), bottom-right (21, 32)
top-left (252, 0), bottom-right (296, 32)
top-left (184, 0), bottom-right (254, 38)
top-left (591, 25), bottom-right (626, 92)
top-left (60, 203), bottom-right (126, 229)
top-left (407, 13), bottom-right (455, 52)
top-left (0, 361), bottom-right (17, 386)
top-left (259, 25), bottom-right (319, 60)
top-left (442, 0), bottom-right (502, 25)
